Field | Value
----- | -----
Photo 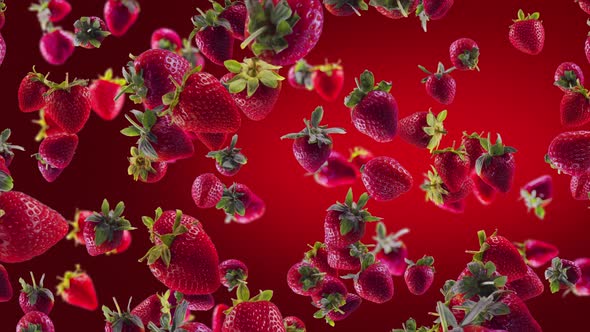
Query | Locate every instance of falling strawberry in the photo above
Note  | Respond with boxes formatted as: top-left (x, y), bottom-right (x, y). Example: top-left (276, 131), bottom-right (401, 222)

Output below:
top-left (475, 134), bottom-right (517, 193)
top-left (0, 32), bottom-right (4, 66)
top-left (104, 0), bottom-right (140, 37)
top-left (471, 171), bottom-right (496, 205)
top-left (19, 273), bottom-right (54, 314)
top-left (344, 70), bottom-right (398, 142)
top-left (283, 316), bottom-right (306, 331)
top-left (373, 222), bottom-right (409, 276)
top-left (216, 183), bottom-right (266, 224)
top-left (326, 293), bottom-right (362, 322)
top-left (485, 293), bottom-right (542, 331)
top-left (416, 0), bottom-right (454, 32)
top-left (470, 230), bottom-right (529, 282)
top-left (190, 7), bottom-right (234, 65)
top-left (216, 0), bottom-right (247, 41)
top-left (127, 147), bottom-right (168, 183)
top-left (433, 146), bottom-right (470, 192)
top-left (419, 62), bottom-right (456, 105)
top-left (83, 199), bottom-right (135, 256)
top-left (18, 69), bottom-right (49, 113)
top-left (304, 242), bottom-right (337, 276)
top-left (505, 266), bottom-right (544, 301)
top-left (554, 62), bottom-right (585, 92)
top-left (144, 296), bottom-right (199, 331)
top-left (151, 27), bottom-right (182, 53)
top-left (107, 230), bottom-right (132, 255)
top-left (222, 58), bottom-right (284, 121)
top-left (192, 173), bottom-right (224, 209)
top-left (282, 106), bottom-right (346, 172)
top-left (404, 255), bottom-right (435, 295)
top-left (212, 303), bottom-right (229, 332)
top-left (323, 0), bottom-right (368, 16)
top-left (0, 155), bottom-right (12, 192)
top-left (422, 166), bottom-right (473, 209)
top-left (288, 59), bottom-right (313, 90)
top-left (545, 257), bottom-right (582, 293)
top-left (560, 88), bottom-right (590, 128)
top-left (132, 291), bottom-right (175, 327)
top-left (570, 172), bottom-right (590, 200)
top-left (181, 293), bottom-right (215, 312)
top-left (311, 61), bottom-right (345, 102)
top-left (509, 9), bottom-right (544, 55)
top-left (56, 264), bottom-right (98, 311)
top-left (0, 1), bottom-right (5, 30)
top-left (37, 162), bottom-right (63, 183)
top-left (207, 134), bottom-right (247, 177)
top-left (343, 248), bottom-right (394, 303)
top-left (37, 133), bottom-right (78, 170)
top-left (73, 16), bottom-right (110, 49)
top-left (103, 298), bottom-right (145, 332)
top-left (29, 0), bottom-right (71, 23)
top-left (314, 151), bottom-right (357, 188)
top-left (310, 275), bottom-right (347, 326)
top-left (222, 287), bottom-right (285, 331)
top-left (218, 259), bottom-right (248, 292)
top-left (573, 257), bottom-right (590, 296)
top-left (516, 239), bottom-right (559, 269)
top-left (0, 129), bottom-right (24, 167)
top-left (462, 132), bottom-right (485, 169)
top-left (43, 75), bottom-right (91, 134)
top-left (16, 311), bottom-right (55, 332)
top-left (140, 209), bottom-right (220, 294)
top-left (287, 261), bottom-right (325, 296)
top-left (398, 109), bottom-right (447, 151)
top-left (39, 29), bottom-right (75, 66)
top-left (195, 132), bottom-right (229, 151)
top-left (89, 69), bottom-right (126, 121)
top-left (242, 0), bottom-right (324, 66)
top-left (371, 0), bottom-right (418, 19)
top-left (361, 156), bottom-right (413, 201)
top-left (349, 146), bottom-right (373, 169)
top-left (520, 175), bottom-right (553, 220)
top-left (586, 20), bottom-right (590, 65)
top-left (449, 38), bottom-right (480, 71)
top-left (0, 191), bottom-right (68, 263)
top-left (547, 130), bottom-right (590, 176)
top-left (327, 245), bottom-right (361, 271)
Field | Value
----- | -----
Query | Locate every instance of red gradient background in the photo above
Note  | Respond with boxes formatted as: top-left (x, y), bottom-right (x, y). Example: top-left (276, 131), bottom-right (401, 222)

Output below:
top-left (1, 0), bottom-right (590, 330)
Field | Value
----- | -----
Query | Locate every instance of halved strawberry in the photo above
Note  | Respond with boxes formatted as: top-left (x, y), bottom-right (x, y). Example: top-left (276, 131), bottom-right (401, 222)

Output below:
top-left (19, 273), bottom-right (54, 314)
top-left (56, 264), bottom-right (98, 311)
top-left (373, 222), bottom-right (409, 276)
top-left (206, 134), bottom-right (247, 177)
top-left (83, 199), bottom-right (135, 256)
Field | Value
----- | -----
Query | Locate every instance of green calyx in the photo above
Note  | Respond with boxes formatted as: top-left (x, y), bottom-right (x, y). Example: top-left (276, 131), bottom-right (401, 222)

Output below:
top-left (73, 17), bottom-right (111, 48)
top-left (298, 264), bottom-right (324, 291)
top-left (33, 110), bottom-right (50, 142)
top-left (86, 199), bottom-right (135, 247)
top-left (467, 230), bottom-right (497, 262)
top-left (415, 3), bottom-right (429, 32)
top-left (554, 70), bottom-right (582, 91)
top-left (324, 0), bottom-right (368, 16)
top-left (241, 0), bottom-right (300, 55)
top-left (451, 293), bottom-right (510, 328)
top-left (545, 257), bottom-right (574, 293)
top-left (98, 68), bottom-right (126, 86)
top-left (0, 170), bottom-right (13, 192)
top-left (127, 147), bottom-right (157, 182)
top-left (311, 61), bottom-right (342, 76)
top-left (423, 110), bottom-right (448, 152)
top-left (292, 59), bottom-right (314, 90)
top-left (370, 0), bottom-right (412, 16)
top-left (162, 66), bottom-right (203, 115)
top-left (118, 60), bottom-right (147, 104)
top-left (216, 183), bottom-right (246, 223)
top-left (191, 6), bottom-right (231, 32)
top-left (207, 134), bottom-right (248, 174)
top-left (514, 9), bottom-right (540, 22)
top-left (344, 70), bottom-right (392, 108)
top-left (458, 47), bottom-right (480, 71)
top-left (406, 255), bottom-right (435, 270)
top-left (451, 261), bottom-right (507, 300)
top-left (140, 209), bottom-right (188, 267)
top-left (121, 109), bottom-right (160, 160)
top-left (373, 222), bottom-right (409, 255)
top-left (341, 242), bottom-right (375, 281)
top-left (225, 285), bottom-right (274, 315)
top-left (0, 130), bottom-right (25, 164)
top-left (313, 292), bottom-right (346, 327)
top-left (327, 188), bottom-right (381, 236)
top-left (225, 267), bottom-right (248, 292)
top-left (432, 145), bottom-right (467, 160)
top-left (419, 62), bottom-right (455, 82)
top-left (304, 241), bottom-right (327, 261)
top-left (102, 298), bottom-right (144, 332)
top-left (475, 134), bottom-right (517, 177)
top-left (21, 324), bottom-right (43, 332)
top-left (519, 189), bottom-right (550, 220)
top-left (148, 292), bottom-right (190, 332)
top-left (285, 322), bottom-right (305, 332)
top-left (280, 106), bottom-right (346, 146)
top-left (223, 58), bottom-right (284, 97)
top-left (56, 264), bottom-right (85, 296)
top-left (29, 0), bottom-right (53, 32)
top-left (19, 272), bottom-right (54, 306)
top-left (0, 1), bottom-right (6, 13)
top-left (181, 38), bottom-right (202, 68)
top-left (66, 209), bottom-right (84, 244)
top-left (391, 318), bottom-right (432, 332)
top-left (420, 166), bottom-right (448, 206)
top-left (43, 73), bottom-right (88, 95)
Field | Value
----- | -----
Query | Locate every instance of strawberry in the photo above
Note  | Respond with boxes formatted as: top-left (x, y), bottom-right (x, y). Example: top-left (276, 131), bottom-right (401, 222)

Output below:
top-left (18, 69), bottom-right (49, 113)
top-left (39, 29), bottom-right (75, 66)
top-left (372, 0), bottom-right (418, 19)
top-left (561, 88), bottom-right (590, 127)
top-left (505, 266), bottom-right (544, 301)
top-left (344, 251), bottom-right (394, 303)
top-left (418, 62), bottom-right (456, 105)
top-left (349, 146), bottom-right (373, 168)
top-left (281, 106), bottom-right (346, 172)
top-left (327, 293), bottom-right (362, 322)
top-left (578, 0), bottom-right (590, 14)
top-left (127, 147), bottom-right (168, 183)
top-left (283, 316), bottom-right (306, 331)
top-left (37, 133), bottom-right (78, 169)
top-left (0, 32), bottom-right (3, 66)
top-left (573, 257), bottom-right (590, 296)
top-left (398, 109), bottom-right (447, 151)
top-left (345, 70), bottom-right (397, 142)
top-left (547, 130), bottom-right (590, 176)
top-left (485, 293), bottom-right (542, 331)
top-left (192, 173), bottom-right (224, 209)
top-left (545, 257), bottom-right (582, 293)
top-left (107, 230), bottom-right (132, 255)
top-left (120, 49), bottom-right (191, 109)
top-left (449, 38), bottom-right (480, 71)
top-left (508, 10), bottom-right (544, 55)
top-left (190, 7), bottom-right (234, 66)
top-left (43, 75), bottom-right (91, 134)
top-left (90, 69), bottom-right (126, 121)
top-left (163, 68), bottom-right (242, 133)
top-left (37, 162), bottom-right (63, 183)
top-left (222, 58), bottom-right (284, 121)
top-left (0, 1), bottom-right (5, 30)
top-left (29, 0), bottom-right (71, 24)
top-left (452, 261), bottom-right (507, 304)
top-left (122, 109), bottom-right (195, 162)
top-left (182, 293), bottom-right (215, 312)
top-left (416, 0), bottom-right (454, 32)
top-left (195, 132), bottom-right (230, 151)
top-left (433, 146), bottom-right (470, 192)
top-left (19, 273), bottom-right (54, 314)
top-left (314, 151), bottom-right (357, 188)
top-left (470, 230), bottom-right (528, 282)
top-left (324, 0), bottom-right (368, 16)
top-left (104, 0), bottom-right (140, 37)
top-left (132, 291), bottom-right (174, 327)
top-left (361, 156), bottom-right (413, 201)
top-left (140, 209), bottom-right (221, 294)
top-left (83, 199), bottom-right (134, 256)
top-left (216, 183), bottom-right (266, 224)
top-left (475, 134), bottom-right (517, 193)
top-left (0, 264), bottom-right (12, 302)
top-left (586, 22), bottom-right (590, 65)
top-left (148, 297), bottom-right (205, 331)
top-left (520, 175), bottom-right (553, 219)
top-left (56, 265), bottom-right (98, 311)
top-left (0, 128), bottom-right (24, 167)
top-left (324, 188), bottom-right (381, 249)
top-left (304, 242), bottom-right (337, 276)
top-left (373, 222), bottom-right (409, 276)
top-left (212, 304), bottom-right (229, 332)
top-left (462, 132), bottom-right (485, 169)
top-left (404, 256), bottom-right (435, 295)
top-left (311, 61), bottom-right (344, 102)
top-left (217, 1), bottom-right (247, 41)
top-left (516, 239), bottom-right (559, 268)
top-left (219, 259), bottom-right (248, 291)
top-left (0, 191), bottom-right (68, 263)
top-left (439, 199), bottom-right (466, 214)
top-left (554, 62), bottom-right (585, 92)
top-left (181, 322), bottom-right (212, 332)
top-left (327, 245), bottom-right (361, 271)
top-left (207, 134), bottom-right (247, 177)
top-left (288, 59), bottom-right (313, 90)
top-left (16, 311), bottom-right (55, 332)
top-left (471, 171), bottom-right (497, 206)
top-left (103, 298), bottom-right (145, 332)
top-left (242, 0), bottom-right (323, 66)
top-left (222, 288), bottom-right (285, 331)
top-left (310, 275), bottom-right (347, 326)
top-left (287, 261), bottom-right (325, 296)
top-left (151, 28), bottom-right (182, 53)
top-left (570, 172), bottom-right (590, 200)
top-left (181, 39), bottom-right (206, 69)
top-left (73, 16), bottom-right (110, 49)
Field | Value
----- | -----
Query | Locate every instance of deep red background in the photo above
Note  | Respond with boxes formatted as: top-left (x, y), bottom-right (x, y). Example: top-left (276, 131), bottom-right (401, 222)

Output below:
top-left (1, 0), bottom-right (590, 330)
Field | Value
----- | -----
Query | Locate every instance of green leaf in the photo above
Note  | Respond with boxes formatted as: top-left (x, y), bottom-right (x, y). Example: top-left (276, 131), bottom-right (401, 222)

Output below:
top-left (121, 126), bottom-right (141, 137)
top-left (224, 60), bottom-right (242, 73)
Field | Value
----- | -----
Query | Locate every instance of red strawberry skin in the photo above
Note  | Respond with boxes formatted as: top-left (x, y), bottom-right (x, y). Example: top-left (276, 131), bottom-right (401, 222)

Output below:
top-left (196, 26), bottom-right (234, 66)
top-left (131, 294), bottom-right (166, 327)
top-left (375, 1), bottom-right (419, 19)
top-left (312, 68), bottom-right (344, 102)
top-left (404, 265), bottom-right (434, 295)
top-left (90, 79), bottom-right (125, 121)
top-left (586, 36), bottom-right (590, 65)
top-left (310, 275), bottom-right (347, 305)
top-left (423, 0), bottom-right (453, 20)
top-left (16, 311), bottom-right (55, 332)
top-left (39, 30), bottom-right (75, 66)
top-left (221, 73), bottom-right (281, 121)
top-left (0, 33), bottom-right (4, 66)
top-left (377, 245), bottom-right (408, 276)
top-left (48, 0), bottom-right (72, 22)
top-left (481, 234), bottom-right (528, 282)
top-left (570, 172), bottom-right (590, 200)
top-left (142, 161), bottom-right (168, 184)
top-left (39, 133), bottom-right (78, 169)
top-left (0, 264), bottom-right (12, 302)
top-left (324, 210), bottom-right (365, 249)
top-left (505, 266), bottom-right (544, 301)
top-left (212, 304), bottom-right (229, 332)
top-left (327, 246), bottom-right (361, 271)
top-left (195, 132), bottom-right (230, 151)
top-left (354, 262), bottom-right (394, 303)
top-left (19, 291), bottom-right (54, 315)
top-left (485, 293), bottom-right (542, 331)
top-left (327, 293), bottom-right (362, 321)
top-left (463, 136), bottom-right (485, 169)
top-left (352, 90), bottom-right (398, 142)
top-left (449, 38), bottom-right (479, 70)
top-left (151, 116), bottom-right (195, 162)
top-left (82, 221), bottom-right (123, 256)
top-left (222, 301), bottom-right (285, 332)
top-left (574, 258), bottom-right (590, 296)
top-left (192, 173), bottom-right (224, 209)
top-left (219, 2), bottom-right (247, 40)
top-left (560, 91), bottom-right (590, 127)
top-left (398, 112), bottom-right (430, 148)
top-left (425, 74), bottom-right (456, 105)
top-left (182, 322), bottom-right (212, 332)
top-left (314, 151), bottom-right (357, 188)
top-left (472, 171), bottom-right (496, 205)
top-left (44, 86), bottom-right (91, 134)
top-left (548, 131), bottom-right (590, 176)
top-left (184, 294), bottom-right (215, 311)
top-left (0, 191), bottom-right (68, 263)
top-left (149, 211), bottom-right (221, 294)
top-left (151, 27), bottom-right (182, 52)
top-left (523, 239), bottom-right (558, 268)
top-left (479, 153), bottom-right (515, 193)
top-left (434, 151), bottom-right (470, 192)
top-left (554, 62), bottom-right (585, 91)
top-left (361, 156), bottom-right (413, 201)
top-left (37, 162), bottom-right (64, 183)
top-left (60, 273), bottom-right (98, 311)
top-left (287, 261), bottom-right (323, 296)
top-left (104, 0), bottom-right (140, 37)
top-left (305, 243), bottom-right (337, 276)
top-left (292, 137), bottom-right (331, 173)
top-left (509, 20), bottom-right (545, 55)
top-left (18, 74), bottom-right (48, 113)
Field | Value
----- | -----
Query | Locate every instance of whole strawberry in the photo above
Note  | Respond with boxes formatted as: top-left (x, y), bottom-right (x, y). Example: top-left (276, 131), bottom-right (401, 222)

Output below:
top-left (520, 175), bottom-right (553, 220)
top-left (103, 298), bottom-right (145, 332)
top-left (416, 0), bottom-right (454, 32)
top-left (349, 146), bottom-right (373, 169)
top-left (283, 316), bottom-right (306, 331)
top-left (517, 239), bottom-right (559, 268)
top-left (222, 288), bottom-right (285, 332)
top-left (422, 168), bottom-right (473, 210)
top-left (18, 69), bottom-right (49, 113)
top-left (73, 16), bottom-right (110, 49)
top-left (345, 70), bottom-right (397, 142)
top-left (462, 132), bottom-right (485, 169)
top-left (398, 109), bottom-right (447, 151)
top-left (43, 75), bottom-right (91, 134)
top-left (192, 173), bottom-right (224, 209)
top-left (0, 191), bottom-right (68, 263)
top-left (219, 259), bottom-right (248, 291)
top-left (471, 230), bottom-right (528, 282)
top-left (310, 275), bottom-right (347, 326)
top-left (151, 27), bottom-right (182, 53)
top-left (560, 88), bottom-right (590, 128)
top-left (433, 146), bottom-right (470, 192)
top-left (104, 0), bottom-right (140, 37)
top-left (345, 251), bottom-right (394, 303)
top-left (282, 106), bottom-right (345, 172)
top-left (485, 293), bottom-right (542, 331)
top-left (242, 0), bottom-right (324, 66)
top-left (56, 265), bottom-right (98, 311)
top-left (83, 199), bottom-right (135, 256)
top-left (326, 293), bottom-right (362, 322)
top-left (207, 134), bottom-right (247, 177)
top-left (0, 129), bottom-right (24, 167)
top-left (509, 10), bottom-right (544, 55)
top-left (16, 311), bottom-right (55, 332)
top-left (29, 0), bottom-right (71, 23)
top-left (314, 151), bottom-right (357, 188)
top-left (475, 134), bottom-right (517, 193)
top-left (195, 132), bottom-right (229, 151)
top-left (288, 59), bottom-right (313, 90)
top-left (304, 242), bottom-right (337, 276)
top-left (312, 61), bottom-right (344, 101)
top-left (216, 1), bottom-right (247, 40)
top-left (545, 257), bottom-right (582, 293)
top-left (505, 266), bottom-right (544, 301)
top-left (554, 62), bottom-right (585, 92)
top-left (361, 156), bottom-right (413, 201)
top-left (471, 171), bottom-right (497, 205)
top-left (90, 69), bottom-right (125, 120)
top-left (216, 183), bottom-right (266, 224)
top-left (127, 147), bottom-right (168, 183)
top-left (287, 261), bottom-right (324, 296)
top-left (19, 273), bottom-right (54, 314)
top-left (222, 58), bottom-right (284, 121)
top-left (324, 0), bottom-right (369, 16)
top-left (373, 222), bottom-right (409, 276)
top-left (570, 172), bottom-right (590, 200)
top-left (0, 264), bottom-right (12, 302)
top-left (419, 62), bottom-right (456, 105)
top-left (449, 38), bottom-right (480, 71)
top-left (404, 256), bottom-right (435, 295)
top-left (191, 7), bottom-right (234, 65)
top-left (372, 0), bottom-right (418, 19)
top-left (37, 133), bottom-right (78, 170)
top-left (140, 209), bottom-right (221, 294)
top-left (39, 29), bottom-right (75, 66)
top-left (547, 131), bottom-right (590, 176)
